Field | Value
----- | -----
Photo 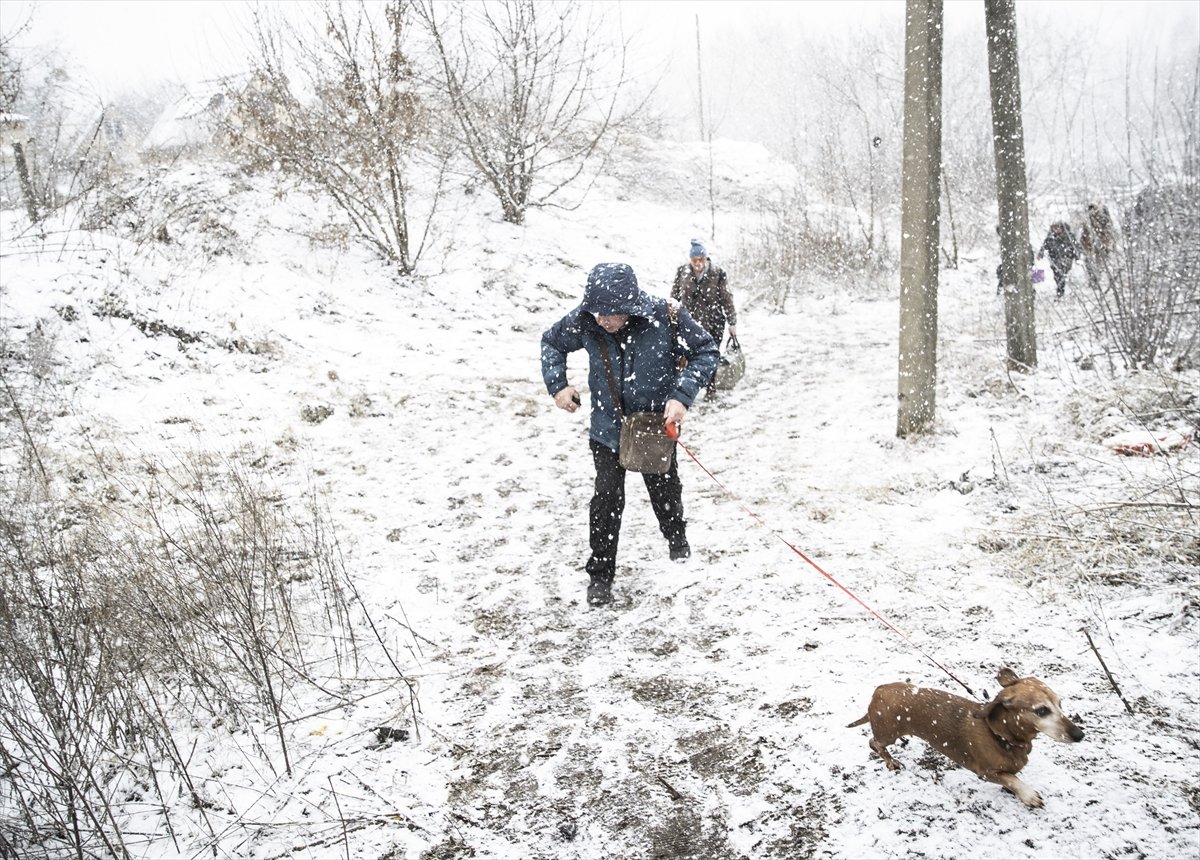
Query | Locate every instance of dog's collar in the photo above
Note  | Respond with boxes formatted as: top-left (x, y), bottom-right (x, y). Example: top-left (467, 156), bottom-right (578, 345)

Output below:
top-left (987, 713), bottom-right (1035, 753)
top-left (993, 733), bottom-right (1032, 755)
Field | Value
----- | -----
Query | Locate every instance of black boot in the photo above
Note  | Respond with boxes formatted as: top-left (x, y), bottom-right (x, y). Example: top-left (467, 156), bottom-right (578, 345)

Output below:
top-left (586, 556), bottom-right (614, 607)
top-left (587, 575), bottom-right (613, 607)
top-left (668, 523), bottom-right (690, 561)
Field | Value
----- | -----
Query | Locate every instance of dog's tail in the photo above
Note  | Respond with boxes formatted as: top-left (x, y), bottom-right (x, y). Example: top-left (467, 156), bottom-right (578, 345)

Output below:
top-left (846, 714), bottom-right (869, 728)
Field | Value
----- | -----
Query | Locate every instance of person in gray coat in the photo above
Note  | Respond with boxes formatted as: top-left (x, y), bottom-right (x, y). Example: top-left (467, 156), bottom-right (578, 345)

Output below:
top-left (1079, 202), bottom-right (1117, 291)
top-left (672, 239), bottom-right (737, 389)
top-left (541, 262), bottom-right (718, 607)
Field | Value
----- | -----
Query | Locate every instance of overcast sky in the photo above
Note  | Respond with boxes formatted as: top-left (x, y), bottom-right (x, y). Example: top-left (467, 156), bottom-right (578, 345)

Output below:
top-left (5, 0), bottom-right (1198, 100)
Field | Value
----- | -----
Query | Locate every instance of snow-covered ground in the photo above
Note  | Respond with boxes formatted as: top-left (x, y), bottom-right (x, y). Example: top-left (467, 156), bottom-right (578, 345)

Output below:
top-left (1, 140), bottom-right (1197, 859)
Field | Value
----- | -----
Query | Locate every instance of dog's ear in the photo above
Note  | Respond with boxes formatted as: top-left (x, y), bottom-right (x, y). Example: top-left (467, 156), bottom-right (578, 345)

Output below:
top-left (978, 692), bottom-right (1029, 744)
top-left (976, 694), bottom-right (1009, 722)
top-left (997, 667), bottom-right (1021, 687)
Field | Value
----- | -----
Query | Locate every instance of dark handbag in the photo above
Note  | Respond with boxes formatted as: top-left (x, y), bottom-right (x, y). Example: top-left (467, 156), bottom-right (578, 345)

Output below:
top-left (713, 335), bottom-right (745, 390)
top-left (618, 412), bottom-right (675, 474)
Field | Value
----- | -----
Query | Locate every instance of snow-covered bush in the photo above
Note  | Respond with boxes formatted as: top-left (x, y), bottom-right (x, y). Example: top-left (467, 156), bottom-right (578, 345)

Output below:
top-left (1098, 183), bottom-right (1200, 370)
top-left (736, 188), bottom-right (895, 311)
top-left (1003, 368), bottom-right (1199, 604)
top-left (80, 161), bottom-right (245, 261)
top-left (0, 361), bottom-right (407, 856)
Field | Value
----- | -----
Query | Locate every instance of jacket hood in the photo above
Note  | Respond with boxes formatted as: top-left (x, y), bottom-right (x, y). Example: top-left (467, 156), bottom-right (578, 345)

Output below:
top-left (581, 263), bottom-right (657, 317)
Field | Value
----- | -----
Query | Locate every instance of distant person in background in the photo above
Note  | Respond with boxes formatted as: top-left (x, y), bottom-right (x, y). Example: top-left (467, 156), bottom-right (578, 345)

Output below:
top-left (672, 240), bottom-right (737, 392)
top-left (1079, 202), bottom-right (1117, 291)
top-left (1037, 220), bottom-right (1080, 298)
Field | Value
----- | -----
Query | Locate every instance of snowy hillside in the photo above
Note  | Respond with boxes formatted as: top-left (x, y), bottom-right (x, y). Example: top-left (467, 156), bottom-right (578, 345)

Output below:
top-left (1, 139), bottom-right (1197, 859)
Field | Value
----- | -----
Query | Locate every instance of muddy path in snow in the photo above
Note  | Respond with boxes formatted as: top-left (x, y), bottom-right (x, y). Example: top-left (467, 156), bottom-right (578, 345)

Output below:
top-left (410, 332), bottom-right (849, 858)
top-left (398, 306), bottom-right (1199, 860)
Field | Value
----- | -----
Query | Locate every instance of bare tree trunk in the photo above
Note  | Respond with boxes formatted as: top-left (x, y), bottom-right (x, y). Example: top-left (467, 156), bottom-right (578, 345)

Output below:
top-left (867, 119), bottom-right (877, 252)
top-left (1186, 51), bottom-right (1200, 186)
top-left (897, 0), bottom-right (943, 439)
top-left (12, 141), bottom-right (39, 223)
top-left (986, 0), bottom-right (1037, 372)
top-left (940, 168), bottom-right (959, 268)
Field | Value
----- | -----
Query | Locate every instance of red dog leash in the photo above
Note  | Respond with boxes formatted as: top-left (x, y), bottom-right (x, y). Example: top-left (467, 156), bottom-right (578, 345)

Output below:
top-left (665, 422), bottom-right (978, 699)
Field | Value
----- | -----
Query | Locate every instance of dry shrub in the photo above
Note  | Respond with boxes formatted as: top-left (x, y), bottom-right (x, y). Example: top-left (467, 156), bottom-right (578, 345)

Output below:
top-left (1074, 183), bottom-right (1200, 372)
top-left (999, 371), bottom-right (1198, 617)
top-left (81, 163), bottom-right (246, 259)
top-left (736, 192), bottom-right (894, 312)
top-left (0, 382), bottom-right (413, 856)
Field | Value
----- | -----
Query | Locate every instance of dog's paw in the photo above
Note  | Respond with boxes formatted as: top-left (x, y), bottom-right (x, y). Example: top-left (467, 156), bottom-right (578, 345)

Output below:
top-left (1017, 787), bottom-right (1044, 808)
top-left (995, 773), bottom-right (1044, 808)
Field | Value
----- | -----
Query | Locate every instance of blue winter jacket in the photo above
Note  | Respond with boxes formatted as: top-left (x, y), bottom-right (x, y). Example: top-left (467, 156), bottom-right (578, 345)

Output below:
top-left (541, 263), bottom-right (719, 451)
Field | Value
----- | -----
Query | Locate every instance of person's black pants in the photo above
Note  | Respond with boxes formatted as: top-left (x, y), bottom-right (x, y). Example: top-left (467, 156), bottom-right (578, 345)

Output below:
top-left (1050, 264), bottom-right (1069, 296)
top-left (707, 324), bottom-right (725, 387)
top-left (587, 440), bottom-right (685, 580)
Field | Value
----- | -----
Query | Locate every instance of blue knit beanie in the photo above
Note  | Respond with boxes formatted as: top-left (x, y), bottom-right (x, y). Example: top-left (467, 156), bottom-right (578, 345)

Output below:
top-left (689, 239), bottom-right (706, 259)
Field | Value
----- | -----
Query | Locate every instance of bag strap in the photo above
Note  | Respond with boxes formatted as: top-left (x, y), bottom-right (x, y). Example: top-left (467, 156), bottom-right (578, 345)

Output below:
top-left (598, 338), bottom-right (625, 418)
top-left (727, 334), bottom-right (740, 351)
top-left (600, 303), bottom-right (685, 413)
top-left (667, 301), bottom-right (688, 370)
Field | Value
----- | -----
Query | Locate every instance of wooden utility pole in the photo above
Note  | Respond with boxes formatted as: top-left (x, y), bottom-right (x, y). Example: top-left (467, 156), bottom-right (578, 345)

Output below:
top-left (896, 0), bottom-right (943, 438)
top-left (695, 14), bottom-right (715, 240)
top-left (986, 0), bottom-right (1036, 371)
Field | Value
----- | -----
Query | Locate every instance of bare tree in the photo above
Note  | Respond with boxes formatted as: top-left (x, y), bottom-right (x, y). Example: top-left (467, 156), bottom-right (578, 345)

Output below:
top-left (0, 17), bottom-right (22, 114)
top-left (0, 12), bottom-right (37, 222)
top-left (1, 18), bottom-right (114, 223)
top-left (243, 1), bottom-right (443, 273)
top-left (1186, 50), bottom-right (1200, 184)
top-left (806, 31), bottom-right (904, 263)
top-left (938, 28), bottom-right (995, 269)
top-left (1080, 56), bottom-right (1200, 371)
top-left (726, 21), bottom-right (902, 296)
top-left (896, 0), bottom-right (943, 439)
top-left (414, 0), bottom-right (636, 225)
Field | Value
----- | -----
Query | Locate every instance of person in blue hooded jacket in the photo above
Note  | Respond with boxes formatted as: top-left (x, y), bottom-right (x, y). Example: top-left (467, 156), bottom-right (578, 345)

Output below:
top-left (541, 262), bottom-right (719, 607)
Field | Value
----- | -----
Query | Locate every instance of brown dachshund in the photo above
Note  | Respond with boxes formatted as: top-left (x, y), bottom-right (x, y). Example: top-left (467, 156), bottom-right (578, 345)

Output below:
top-left (848, 668), bottom-right (1084, 807)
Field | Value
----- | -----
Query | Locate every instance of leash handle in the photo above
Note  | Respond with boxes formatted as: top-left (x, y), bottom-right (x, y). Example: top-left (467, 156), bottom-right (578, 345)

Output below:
top-left (674, 437), bottom-right (979, 701)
